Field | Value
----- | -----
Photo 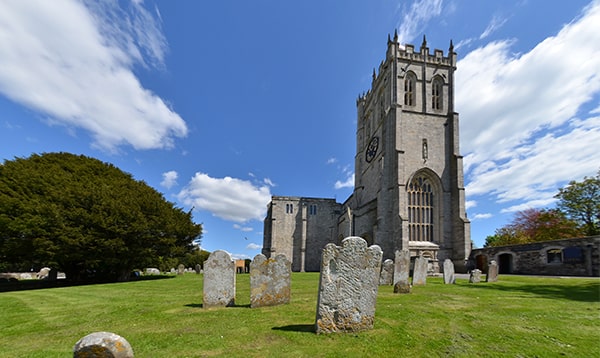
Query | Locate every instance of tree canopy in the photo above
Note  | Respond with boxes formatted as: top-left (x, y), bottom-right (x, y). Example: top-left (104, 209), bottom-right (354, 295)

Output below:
top-left (0, 152), bottom-right (202, 281)
top-left (554, 170), bottom-right (600, 236)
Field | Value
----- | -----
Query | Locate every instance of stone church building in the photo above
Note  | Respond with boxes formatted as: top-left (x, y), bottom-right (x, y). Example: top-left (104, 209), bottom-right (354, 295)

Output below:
top-left (262, 34), bottom-right (471, 273)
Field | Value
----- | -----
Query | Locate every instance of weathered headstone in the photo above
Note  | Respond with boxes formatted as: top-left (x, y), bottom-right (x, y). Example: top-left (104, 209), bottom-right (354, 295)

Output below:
top-left (195, 264), bottom-right (202, 274)
top-left (250, 254), bottom-right (291, 308)
top-left (443, 259), bottom-right (455, 284)
top-left (177, 264), bottom-right (185, 275)
top-left (393, 249), bottom-right (411, 293)
top-left (469, 269), bottom-right (482, 283)
top-left (412, 256), bottom-right (428, 286)
top-left (145, 268), bottom-right (160, 275)
top-left (315, 236), bottom-right (383, 334)
top-left (73, 331), bottom-right (134, 358)
top-left (379, 259), bottom-right (394, 285)
top-left (203, 250), bottom-right (236, 308)
top-left (486, 260), bottom-right (498, 282)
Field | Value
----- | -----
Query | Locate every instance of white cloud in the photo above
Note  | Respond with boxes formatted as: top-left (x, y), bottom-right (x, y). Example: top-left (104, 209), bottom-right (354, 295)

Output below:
top-left (160, 170), bottom-right (178, 189)
top-left (335, 173), bottom-right (355, 190)
top-left (246, 243), bottom-right (262, 250)
top-left (233, 224), bottom-right (253, 232)
top-left (395, 0), bottom-right (443, 45)
top-left (177, 173), bottom-right (272, 223)
top-left (326, 157), bottom-right (337, 165)
top-left (472, 213), bottom-right (493, 221)
top-left (459, 1), bottom-right (600, 211)
top-left (479, 15), bottom-right (508, 40)
top-left (465, 200), bottom-right (477, 210)
top-left (263, 178), bottom-right (275, 187)
top-left (0, 0), bottom-right (187, 151)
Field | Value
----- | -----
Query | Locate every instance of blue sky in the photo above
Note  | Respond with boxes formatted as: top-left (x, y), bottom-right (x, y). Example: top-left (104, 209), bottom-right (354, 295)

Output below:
top-left (1, 0), bottom-right (599, 259)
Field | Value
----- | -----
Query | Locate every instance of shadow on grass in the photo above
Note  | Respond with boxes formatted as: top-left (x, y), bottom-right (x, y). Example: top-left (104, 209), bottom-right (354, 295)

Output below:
top-left (461, 279), bottom-right (600, 302)
top-left (0, 275), bottom-right (175, 293)
top-left (271, 324), bottom-right (315, 333)
top-left (184, 303), bottom-right (251, 309)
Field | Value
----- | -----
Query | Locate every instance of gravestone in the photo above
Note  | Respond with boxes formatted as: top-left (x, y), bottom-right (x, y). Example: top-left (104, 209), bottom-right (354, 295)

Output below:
top-left (393, 249), bottom-right (411, 294)
top-left (315, 236), bottom-right (383, 334)
top-left (177, 264), bottom-right (185, 275)
top-left (203, 250), bottom-right (236, 308)
top-left (250, 254), bottom-right (291, 308)
top-left (486, 260), bottom-right (498, 282)
top-left (379, 259), bottom-right (394, 285)
top-left (443, 259), bottom-right (455, 284)
top-left (73, 331), bottom-right (134, 358)
top-left (412, 256), bottom-right (428, 286)
top-left (195, 264), bottom-right (202, 274)
top-left (145, 268), bottom-right (160, 275)
top-left (469, 269), bottom-right (482, 283)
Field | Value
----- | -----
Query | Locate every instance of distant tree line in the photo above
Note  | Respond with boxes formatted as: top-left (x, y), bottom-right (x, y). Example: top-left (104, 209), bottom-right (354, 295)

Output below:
top-left (484, 171), bottom-right (600, 247)
top-left (0, 152), bottom-right (203, 281)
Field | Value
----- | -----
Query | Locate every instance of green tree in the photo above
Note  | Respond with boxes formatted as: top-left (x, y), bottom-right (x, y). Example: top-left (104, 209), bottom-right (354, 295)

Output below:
top-left (484, 208), bottom-right (581, 247)
top-left (555, 171), bottom-right (600, 236)
top-left (0, 152), bottom-right (202, 281)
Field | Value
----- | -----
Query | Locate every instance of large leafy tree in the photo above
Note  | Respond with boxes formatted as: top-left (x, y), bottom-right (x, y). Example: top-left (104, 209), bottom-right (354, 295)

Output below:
top-left (484, 208), bottom-right (581, 247)
top-left (554, 171), bottom-right (600, 236)
top-left (0, 152), bottom-right (202, 281)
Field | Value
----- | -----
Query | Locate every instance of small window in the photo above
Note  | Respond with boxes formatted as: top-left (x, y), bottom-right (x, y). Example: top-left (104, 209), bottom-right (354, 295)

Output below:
top-left (309, 204), bottom-right (317, 215)
top-left (547, 249), bottom-right (562, 264)
top-left (286, 204), bottom-right (293, 214)
top-left (432, 77), bottom-right (443, 110)
top-left (404, 72), bottom-right (416, 106)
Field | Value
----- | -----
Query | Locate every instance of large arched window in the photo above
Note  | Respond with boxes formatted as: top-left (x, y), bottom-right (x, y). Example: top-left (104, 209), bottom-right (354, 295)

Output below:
top-left (408, 175), bottom-right (434, 241)
top-left (404, 72), bottom-right (416, 106)
top-left (431, 76), bottom-right (443, 110)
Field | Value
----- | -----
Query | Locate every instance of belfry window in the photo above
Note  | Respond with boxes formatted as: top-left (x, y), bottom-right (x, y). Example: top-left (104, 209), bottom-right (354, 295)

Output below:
top-left (432, 77), bottom-right (443, 110)
top-left (408, 175), bottom-right (434, 242)
top-left (286, 204), bottom-right (293, 214)
top-left (404, 72), bottom-right (416, 106)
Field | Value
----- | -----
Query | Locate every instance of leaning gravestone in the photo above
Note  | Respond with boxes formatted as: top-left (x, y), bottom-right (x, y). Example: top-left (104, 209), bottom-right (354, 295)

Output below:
top-left (469, 269), bottom-right (482, 283)
top-left (379, 259), bottom-right (394, 285)
top-left (315, 236), bottom-right (383, 334)
top-left (412, 256), bottom-right (428, 286)
top-left (486, 260), bottom-right (499, 282)
top-left (443, 259), bottom-right (455, 284)
top-left (250, 254), bottom-right (291, 308)
top-left (393, 249), bottom-right (411, 293)
top-left (73, 331), bottom-right (134, 358)
top-left (203, 250), bottom-right (236, 308)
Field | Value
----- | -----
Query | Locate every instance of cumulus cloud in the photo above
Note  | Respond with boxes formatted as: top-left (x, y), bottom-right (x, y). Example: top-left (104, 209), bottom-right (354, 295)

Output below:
top-left (160, 170), bottom-right (178, 189)
top-left (177, 173), bottom-right (272, 223)
top-left (458, 1), bottom-right (600, 211)
top-left (0, 0), bottom-right (187, 151)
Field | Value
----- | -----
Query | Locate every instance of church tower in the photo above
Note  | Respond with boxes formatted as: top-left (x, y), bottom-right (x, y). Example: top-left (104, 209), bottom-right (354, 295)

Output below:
top-left (343, 34), bottom-right (471, 272)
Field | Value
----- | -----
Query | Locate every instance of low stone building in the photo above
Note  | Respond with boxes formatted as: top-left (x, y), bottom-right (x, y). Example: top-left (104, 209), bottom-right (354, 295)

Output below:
top-left (468, 236), bottom-right (599, 277)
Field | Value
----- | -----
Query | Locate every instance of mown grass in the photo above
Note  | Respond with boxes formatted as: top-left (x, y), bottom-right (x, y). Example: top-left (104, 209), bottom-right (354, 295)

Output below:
top-left (0, 273), bottom-right (598, 357)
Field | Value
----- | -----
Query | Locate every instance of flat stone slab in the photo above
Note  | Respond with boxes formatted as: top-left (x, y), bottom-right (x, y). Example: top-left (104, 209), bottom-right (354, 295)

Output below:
top-left (315, 236), bottom-right (382, 334)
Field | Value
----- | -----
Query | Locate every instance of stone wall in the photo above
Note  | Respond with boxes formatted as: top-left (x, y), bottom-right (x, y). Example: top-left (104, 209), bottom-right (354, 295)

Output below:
top-left (468, 236), bottom-right (599, 277)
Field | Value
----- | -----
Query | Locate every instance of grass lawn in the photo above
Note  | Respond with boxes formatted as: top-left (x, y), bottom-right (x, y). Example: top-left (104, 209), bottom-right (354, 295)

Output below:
top-left (1, 273), bottom-right (598, 357)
